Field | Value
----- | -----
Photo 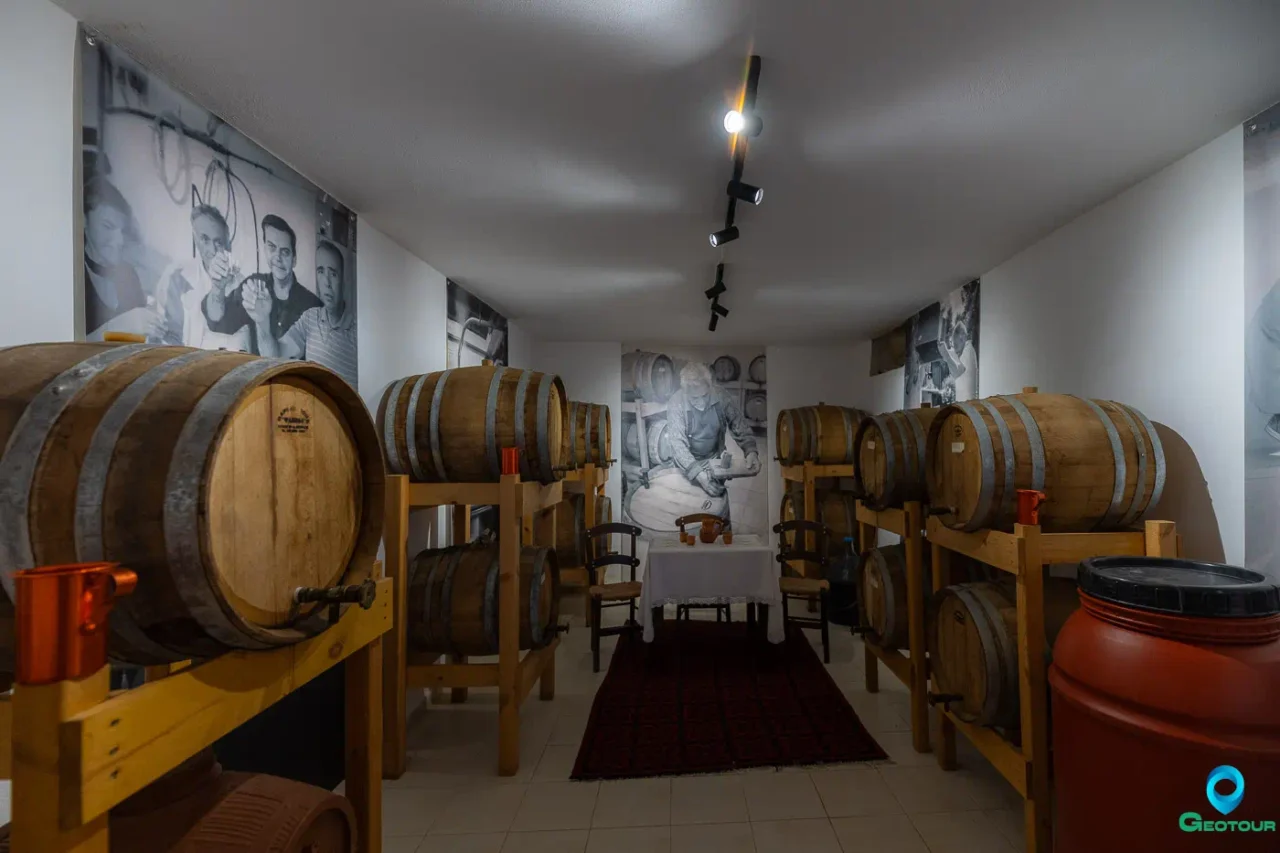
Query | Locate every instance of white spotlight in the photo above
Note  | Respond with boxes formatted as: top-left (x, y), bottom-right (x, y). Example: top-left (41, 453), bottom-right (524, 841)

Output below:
top-left (723, 110), bottom-right (746, 134)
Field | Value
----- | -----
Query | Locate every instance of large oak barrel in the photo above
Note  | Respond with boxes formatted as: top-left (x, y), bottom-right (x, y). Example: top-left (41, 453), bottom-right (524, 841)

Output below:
top-left (623, 466), bottom-right (728, 532)
top-left (748, 355), bottom-right (766, 384)
top-left (623, 419), bottom-right (673, 467)
top-left (928, 579), bottom-right (1080, 728)
top-left (711, 355), bottom-right (740, 383)
top-left (407, 543), bottom-right (559, 656)
top-left (566, 401), bottom-right (611, 468)
top-left (554, 493), bottom-right (613, 567)
top-left (925, 392), bottom-right (1166, 532)
top-left (622, 351), bottom-right (677, 401)
top-left (776, 404), bottom-right (870, 465)
top-left (0, 343), bottom-right (383, 665)
top-left (778, 490), bottom-right (856, 556)
top-left (860, 545), bottom-right (932, 650)
top-left (854, 407), bottom-right (940, 509)
top-left (378, 366), bottom-right (566, 484)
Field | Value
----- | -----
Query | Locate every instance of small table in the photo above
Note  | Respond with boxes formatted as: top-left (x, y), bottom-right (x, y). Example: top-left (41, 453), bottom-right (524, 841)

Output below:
top-left (640, 534), bottom-right (785, 643)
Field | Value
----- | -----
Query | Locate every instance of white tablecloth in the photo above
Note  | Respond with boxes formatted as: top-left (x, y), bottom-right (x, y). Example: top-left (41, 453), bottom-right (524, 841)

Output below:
top-left (640, 534), bottom-right (784, 643)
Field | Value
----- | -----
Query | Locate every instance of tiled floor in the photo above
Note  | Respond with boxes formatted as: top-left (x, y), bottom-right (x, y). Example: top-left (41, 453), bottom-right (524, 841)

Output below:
top-left (373, 604), bottom-right (1026, 853)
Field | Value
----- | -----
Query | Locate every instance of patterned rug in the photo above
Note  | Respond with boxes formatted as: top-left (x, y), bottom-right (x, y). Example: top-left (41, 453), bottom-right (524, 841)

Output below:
top-left (571, 620), bottom-right (886, 780)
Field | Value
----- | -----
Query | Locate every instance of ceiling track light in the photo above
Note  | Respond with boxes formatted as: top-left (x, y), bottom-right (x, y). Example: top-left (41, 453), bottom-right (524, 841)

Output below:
top-left (727, 180), bottom-right (763, 205)
top-left (711, 300), bottom-right (729, 318)
top-left (705, 264), bottom-right (727, 299)
top-left (709, 312), bottom-right (720, 332)
top-left (709, 225), bottom-right (739, 248)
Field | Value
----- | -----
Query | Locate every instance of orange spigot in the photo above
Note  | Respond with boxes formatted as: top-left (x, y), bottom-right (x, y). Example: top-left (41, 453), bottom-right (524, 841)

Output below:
top-left (501, 447), bottom-right (520, 476)
top-left (1016, 490), bottom-right (1047, 527)
top-left (14, 562), bottom-right (137, 685)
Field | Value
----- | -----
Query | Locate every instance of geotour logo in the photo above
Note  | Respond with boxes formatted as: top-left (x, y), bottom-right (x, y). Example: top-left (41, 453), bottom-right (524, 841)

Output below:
top-left (1180, 765), bottom-right (1276, 833)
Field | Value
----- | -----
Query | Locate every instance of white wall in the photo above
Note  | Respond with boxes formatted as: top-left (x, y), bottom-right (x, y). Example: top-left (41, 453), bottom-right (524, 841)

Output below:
top-left (0, 0), bottom-right (78, 345)
top-left (979, 128), bottom-right (1244, 564)
top-left (527, 341), bottom-right (623, 515)
top-left (506, 319), bottom-right (533, 369)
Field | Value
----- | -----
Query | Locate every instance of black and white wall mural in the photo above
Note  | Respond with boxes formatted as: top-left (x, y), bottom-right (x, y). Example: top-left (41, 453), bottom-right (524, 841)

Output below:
top-left (904, 279), bottom-right (980, 408)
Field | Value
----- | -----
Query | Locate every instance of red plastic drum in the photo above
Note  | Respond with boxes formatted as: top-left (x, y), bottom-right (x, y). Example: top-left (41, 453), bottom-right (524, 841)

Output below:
top-left (1049, 557), bottom-right (1280, 852)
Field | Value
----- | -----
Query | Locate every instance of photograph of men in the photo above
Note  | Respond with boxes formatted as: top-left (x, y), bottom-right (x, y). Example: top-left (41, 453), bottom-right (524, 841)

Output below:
top-left (203, 214), bottom-right (321, 355)
top-left (276, 240), bottom-right (358, 386)
top-left (83, 176), bottom-right (156, 337)
top-left (155, 204), bottom-right (250, 351)
top-left (663, 362), bottom-right (762, 525)
top-left (904, 279), bottom-right (980, 407)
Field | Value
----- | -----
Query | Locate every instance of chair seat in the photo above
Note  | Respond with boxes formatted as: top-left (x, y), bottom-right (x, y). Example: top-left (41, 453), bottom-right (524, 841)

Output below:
top-left (590, 581), bottom-right (643, 601)
top-left (780, 576), bottom-right (830, 596)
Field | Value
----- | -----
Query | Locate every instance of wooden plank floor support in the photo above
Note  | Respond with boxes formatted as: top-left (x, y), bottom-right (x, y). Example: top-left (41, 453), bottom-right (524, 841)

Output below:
top-left (925, 516), bottom-right (1178, 853)
top-left (9, 579), bottom-right (391, 853)
top-left (382, 474), bottom-right (411, 779)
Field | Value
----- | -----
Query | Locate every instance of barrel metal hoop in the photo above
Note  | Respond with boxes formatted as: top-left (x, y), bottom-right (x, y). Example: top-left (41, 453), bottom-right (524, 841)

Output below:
top-left (567, 401), bottom-right (578, 467)
top-left (535, 375), bottom-right (553, 481)
top-left (420, 554), bottom-right (447, 648)
top-left (514, 370), bottom-right (534, 480)
top-left (904, 409), bottom-right (928, 476)
top-left (404, 374), bottom-right (431, 481)
top-left (0, 343), bottom-right (152, 598)
top-left (482, 550), bottom-right (501, 651)
top-left (1109, 402), bottom-right (1149, 528)
top-left (802, 407), bottom-right (818, 461)
top-left (954, 401), bottom-right (996, 532)
top-left (1128, 404), bottom-right (1167, 510)
top-left (977, 399), bottom-right (1016, 524)
top-left (879, 556), bottom-right (897, 646)
top-left (484, 367), bottom-right (508, 480)
top-left (529, 548), bottom-right (548, 647)
top-left (73, 349), bottom-right (220, 663)
top-left (781, 411), bottom-right (796, 463)
top-left (382, 377), bottom-right (410, 477)
top-left (1078, 397), bottom-right (1127, 530)
top-left (585, 403), bottom-right (594, 466)
top-left (597, 406), bottom-right (608, 465)
top-left (165, 357), bottom-right (288, 650)
top-left (840, 407), bottom-right (854, 464)
top-left (440, 547), bottom-right (466, 658)
top-left (574, 495), bottom-right (585, 564)
top-left (997, 396), bottom-right (1044, 492)
top-left (952, 585), bottom-right (1007, 726)
top-left (875, 414), bottom-right (901, 506)
top-left (428, 370), bottom-right (452, 481)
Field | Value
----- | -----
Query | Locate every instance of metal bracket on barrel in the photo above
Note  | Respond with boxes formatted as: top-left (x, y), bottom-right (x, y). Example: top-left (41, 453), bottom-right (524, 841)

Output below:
top-left (927, 692), bottom-right (964, 713)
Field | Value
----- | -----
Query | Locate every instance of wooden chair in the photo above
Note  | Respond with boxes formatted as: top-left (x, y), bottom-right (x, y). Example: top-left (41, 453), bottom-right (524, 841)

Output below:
top-left (673, 513), bottom-right (731, 623)
top-left (773, 518), bottom-right (832, 663)
top-left (587, 521), bottom-right (643, 673)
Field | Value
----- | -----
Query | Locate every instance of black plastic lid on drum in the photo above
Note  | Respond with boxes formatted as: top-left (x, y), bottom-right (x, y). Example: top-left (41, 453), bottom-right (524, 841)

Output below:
top-left (1078, 557), bottom-right (1280, 618)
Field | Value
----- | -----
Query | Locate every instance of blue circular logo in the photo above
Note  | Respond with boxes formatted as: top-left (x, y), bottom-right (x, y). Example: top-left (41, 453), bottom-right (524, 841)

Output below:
top-left (1206, 766), bottom-right (1245, 816)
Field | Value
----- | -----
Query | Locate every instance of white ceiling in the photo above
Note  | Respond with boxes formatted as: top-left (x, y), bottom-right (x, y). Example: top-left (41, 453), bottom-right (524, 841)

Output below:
top-left (58, 0), bottom-right (1280, 344)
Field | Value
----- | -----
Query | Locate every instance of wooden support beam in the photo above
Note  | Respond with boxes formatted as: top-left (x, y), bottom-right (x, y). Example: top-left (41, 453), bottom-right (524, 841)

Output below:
top-left (498, 474), bottom-right (522, 776)
top-left (1144, 519), bottom-right (1177, 558)
top-left (926, 519), bottom-right (1021, 575)
top-left (517, 640), bottom-right (559, 706)
top-left (410, 481), bottom-right (501, 508)
top-left (903, 501), bottom-right (930, 754)
top-left (942, 709), bottom-right (1029, 798)
top-left (519, 480), bottom-right (564, 516)
top-left (1015, 525), bottom-right (1051, 853)
top-left (855, 502), bottom-right (907, 537)
top-left (931, 541), bottom-right (957, 770)
top-left (866, 643), bottom-right (910, 685)
top-left (1040, 531), bottom-right (1145, 563)
top-left (803, 461), bottom-right (816, 578)
top-left (345, 635), bottom-right (383, 853)
top-left (406, 663), bottom-right (499, 690)
top-left (382, 475), bottom-right (411, 779)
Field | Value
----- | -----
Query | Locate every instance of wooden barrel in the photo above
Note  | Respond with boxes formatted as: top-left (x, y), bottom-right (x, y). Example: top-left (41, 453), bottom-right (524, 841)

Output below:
top-left (711, 355), bottom-right (740, 383)
top-left (378, 366), bottom-right (566, 484)
top-left (622, 351), bottom-right (677, 401)
top-left (928, 579), bottom-right (1080, 728)
top-left (778, 490), bottom-right (856, 555)
top-left (776, 404), bottom-right (870, 465)
top-left (744, 391), bottom-right (767, 423)
top-left (854, 408), bottom-right (940, 509)
top-left (553, 493), bottom-right (613, 567)
top-left (623, 419), bottom-right (674, 467)
top-left (748, 355), bottom-right (766, 384)
top-left (0, 342), bottom-right (383, 666)
top-left (860, 545), bottom-right (932, 650)
top-left (407, 543), bottom-right (559, 656)
top-left (925, 392), bottom-right (1166, 532)
top-left (623, 466), bottom-right (728, 532)
top-left (566, 401), bottom-right (611, 468)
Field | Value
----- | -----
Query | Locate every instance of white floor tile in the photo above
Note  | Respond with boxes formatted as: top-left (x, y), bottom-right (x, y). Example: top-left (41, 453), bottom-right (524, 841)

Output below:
top-left (910, 811), bottom-right (1019, 852)
top-left (809, 766), bottom-right (903, 818)
top-left (671, 822), bottom-right (756, 853)
top-left (879, 765), bottom-right (984, 815)
top-left (382, 837), bottom-right (426, 853)
top-left (511, 782), bottom-right (600, 832)
top-left (430, 784), bottom-right (528, 835)
top-left (417, 834), bottom-right (507, 853)
top-left (534, 743), bottom-right (582, 782)
top-left (669, 774), bottom-right (750, 825)
top-left (585, 826), bottom-right (672, 853)
top-left (384, 788), bottom-right (447, 837)
top-left (830, 814), bottom-right (929, 853)
top-left (742, 771), bottom-right (826, 821)
top-left (591, 778), bottom-right (671, 827)
top-left (751, 818), bottom-right (842, 853)
top-left (501, 829), bottom-right (590, 853)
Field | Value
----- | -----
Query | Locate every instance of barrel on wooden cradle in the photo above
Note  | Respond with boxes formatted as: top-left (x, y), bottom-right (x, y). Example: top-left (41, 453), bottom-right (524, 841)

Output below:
top-left (565, 401), bottom-right (612, 468)
top-left (711, 355), bottom-right (740, 383)
top-left (407, 543), bottom-right (560, 656)
top-left (927, 578), bottom-right (1081, 729)
top-left (553, 493), bottom-right (613, 567)
top-left (624, 466), bottom-right (728, 532)
top-left (776, 404), bottom-right (870, 465)
top-left (925, 392), bottom-right (1165, 532)
top-left (378, 365), bottom-right (567, 484)
top-left (622, 351), bottom-right (677, 402)
top-left (623, 419), bottom-right (674, 467)
top-left (860, 545), bottom-right (933, 650)
top-left (0, 342), bottom-right (383, 666)
top-left (854, 407), bottom-right (939, 509)
top-left (777, 489), bottom-right (857, 556)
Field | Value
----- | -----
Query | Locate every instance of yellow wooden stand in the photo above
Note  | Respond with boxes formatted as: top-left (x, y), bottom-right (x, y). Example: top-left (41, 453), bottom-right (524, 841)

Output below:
top-left (382, 473), bottom-right (563, 779)
top-left (551, 462), bottom-right (609, 594)
top-left (854, 500), bottom-right (930, 754)
top-left (3, 577), bottom-right (392, 853)
top-left (780, 460), bottom-right (854, 579)
top-left (925, 517), bottom-right (1178, 853)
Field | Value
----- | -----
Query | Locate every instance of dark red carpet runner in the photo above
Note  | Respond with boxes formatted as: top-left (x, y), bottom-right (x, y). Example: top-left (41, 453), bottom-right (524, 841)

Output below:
top-left (571, 620), bottom-right (887, 780)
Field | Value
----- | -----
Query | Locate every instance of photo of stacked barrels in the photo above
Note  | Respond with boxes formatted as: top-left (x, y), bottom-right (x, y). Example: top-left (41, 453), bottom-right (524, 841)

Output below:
top-left (378, 365), bottom-right (568, 483)
top-left (776, 404), bottom-right (870, 465)
top-left (623, 419), bottom-right (674, 466)
top-left (0, 342), bottom-right (384, 666)
top-left (407, 543), bottom-right (560, 656)
top-left (924, 391), bottom-right (1165, 532)
top-left (565, 401), bottom-right (612, 468)
top-left (853, 407), bottom-right (939, 509)
top-left (622, 350), bottom-right (677, 402)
